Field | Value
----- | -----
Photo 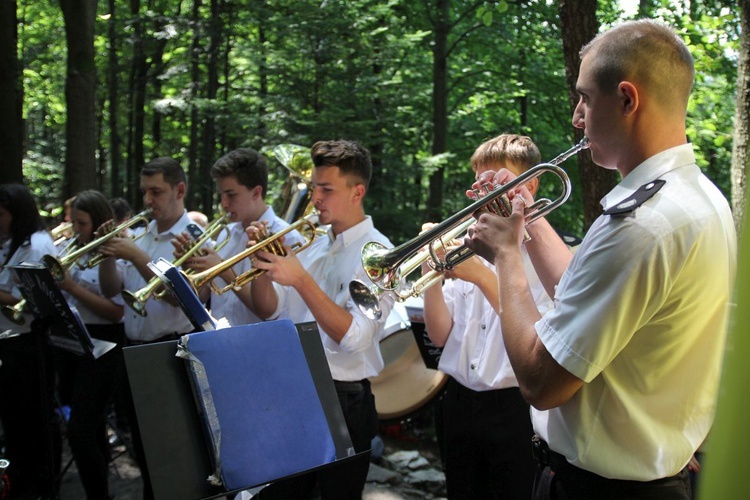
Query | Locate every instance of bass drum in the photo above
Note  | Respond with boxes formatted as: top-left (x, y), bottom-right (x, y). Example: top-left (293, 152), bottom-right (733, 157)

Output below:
top-left (370, 299), bottom-right (447, 422)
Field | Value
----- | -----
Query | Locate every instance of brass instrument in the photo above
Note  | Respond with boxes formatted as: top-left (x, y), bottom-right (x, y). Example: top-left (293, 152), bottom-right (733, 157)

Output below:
top-left (51, 221), bottom-right (74, 246)
top-left (350, 138), bottom-right (589, 320)
top-left (1, 299), bottom-right (27, 326)
top-left (181, 210), bottom-right (319, 295)
top-left (269, 144), bottom-right (314, 223)
top-left (42, 209), bottom-right (151, 282)
top-left (2, 237), bottom-right (82, 325)
top-left (121, 213), bottom-right (231, 317)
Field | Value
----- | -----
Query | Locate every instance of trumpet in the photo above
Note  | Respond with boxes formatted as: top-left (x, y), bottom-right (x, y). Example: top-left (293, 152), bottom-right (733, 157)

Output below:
top-left (350, 138), bottom-right (589, 320)
top-left (121, 213), bottom-right (231, 317)
top-left (180, 210), bottom-right (319, 295)
top-left (42, 209), bottom-right (151, 282)
top-left (2, 299), bottom-right (27, 326)
top-left (51, 221), bottom-right (74, 246)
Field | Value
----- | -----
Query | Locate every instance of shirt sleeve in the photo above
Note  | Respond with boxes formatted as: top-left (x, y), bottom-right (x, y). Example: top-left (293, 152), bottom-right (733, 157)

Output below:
top-left (537, 215), bottom-right (674, 383)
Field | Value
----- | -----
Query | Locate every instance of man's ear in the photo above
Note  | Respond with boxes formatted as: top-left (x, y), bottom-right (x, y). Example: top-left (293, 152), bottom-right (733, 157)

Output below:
top-left (524, 177), bottom-right (540, 197)
top-left (252, 185), bottom-right (263, 200)
top-left (619, 81), bottom-right (639, 116)
top-left (352, 183), bottom-right (366, 203)
top-left (175, 182), bottom-right (186, 200)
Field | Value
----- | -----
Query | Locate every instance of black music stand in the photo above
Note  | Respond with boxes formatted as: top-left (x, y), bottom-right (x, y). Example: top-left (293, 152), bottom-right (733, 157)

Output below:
top-left (11, 262), bottom-right (115, 358)
top-left (123, 321), bottom-right (357, 500)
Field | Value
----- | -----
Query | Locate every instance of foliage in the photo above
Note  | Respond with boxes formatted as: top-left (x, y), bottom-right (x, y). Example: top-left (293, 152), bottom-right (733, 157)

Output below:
top-left (14, 0), bottom-right (741, 244)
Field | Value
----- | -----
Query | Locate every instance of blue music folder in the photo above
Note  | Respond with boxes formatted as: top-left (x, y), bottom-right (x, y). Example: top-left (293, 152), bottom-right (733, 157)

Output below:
top-left (177, 320), bottom-right (339, 490)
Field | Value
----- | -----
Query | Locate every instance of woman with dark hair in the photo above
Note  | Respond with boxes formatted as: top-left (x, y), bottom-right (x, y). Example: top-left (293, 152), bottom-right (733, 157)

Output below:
top-left (0, 183), bottom-right (61, 499)
top-left (57, 190), bottom-right (126, 499)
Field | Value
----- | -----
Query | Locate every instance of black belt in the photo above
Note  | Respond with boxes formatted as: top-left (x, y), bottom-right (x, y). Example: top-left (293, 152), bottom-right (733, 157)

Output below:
top-left (333, 379), bottom-right (368, 394)
top-left (532, 435), bottom-right (571, 469)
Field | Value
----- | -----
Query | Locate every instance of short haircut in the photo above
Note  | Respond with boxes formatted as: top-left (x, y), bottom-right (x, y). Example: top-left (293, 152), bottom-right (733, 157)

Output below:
top-left (0, 183), bottom-right (46, 264)
top-left (311, 140), bottom-right (372, 190)
top-left (109, 197), bottom-right (132, 223)
top-left (72, 190), bottom-right (115, 232)
top-left (141, 157), bottom-right (188, 189)
top-left (210, 148), bottom-right (268, 198)
top-left (580, 19), bottom-right (694, 113)
top-left (471, 134), bottom-right (541, 173)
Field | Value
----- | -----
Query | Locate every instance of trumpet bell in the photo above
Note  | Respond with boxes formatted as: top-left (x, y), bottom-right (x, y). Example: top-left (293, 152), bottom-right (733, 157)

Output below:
top-left (349, 279), bottom-right (383, 320)
top-left (361, 241), bottom-right (402, 291)
top-left (121, 290), bottom-right (149, 317)
top-left (2, 301), bottom-right (26, 326)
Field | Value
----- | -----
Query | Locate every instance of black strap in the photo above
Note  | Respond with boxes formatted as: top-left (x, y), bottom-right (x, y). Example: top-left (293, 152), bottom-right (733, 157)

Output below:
top-left (603, 179), bottom-right (666, 218)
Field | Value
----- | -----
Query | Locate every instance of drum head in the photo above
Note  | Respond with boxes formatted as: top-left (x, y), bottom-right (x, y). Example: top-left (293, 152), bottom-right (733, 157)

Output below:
top-left (370, 328), bottom-right (447, 421)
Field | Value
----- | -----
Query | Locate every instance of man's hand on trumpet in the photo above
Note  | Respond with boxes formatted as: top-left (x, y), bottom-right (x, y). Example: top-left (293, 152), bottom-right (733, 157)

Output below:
top-left (245, 221), bottom-right (306, 288)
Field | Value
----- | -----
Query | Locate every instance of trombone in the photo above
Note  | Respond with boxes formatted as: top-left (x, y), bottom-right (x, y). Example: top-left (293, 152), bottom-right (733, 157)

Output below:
top-left (121, 213), bottom-right (231, 317)
top-left (180, 210), bottom-right (319, 295)
top-left (350, 137), bottom-right (589, 320)
top-left (42, 209), bottom-right (151, 282)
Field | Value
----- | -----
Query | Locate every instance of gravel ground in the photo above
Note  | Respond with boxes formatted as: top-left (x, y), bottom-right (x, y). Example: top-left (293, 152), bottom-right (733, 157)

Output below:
top-left (57, 411), bottom-right (447, 500)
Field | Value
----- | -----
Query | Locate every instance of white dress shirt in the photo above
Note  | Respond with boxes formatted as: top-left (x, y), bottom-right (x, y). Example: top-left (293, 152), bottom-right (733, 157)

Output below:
top-left (269, 216), bottom-right (394, 381)
top-left (210, 206), bottom-right (303, 327)
top-left (120, 211), bottom-right (195, 341)
top-left (533, 144), bottom-right (737, 480)
top-left (439, 250), bottom-right (553, 391)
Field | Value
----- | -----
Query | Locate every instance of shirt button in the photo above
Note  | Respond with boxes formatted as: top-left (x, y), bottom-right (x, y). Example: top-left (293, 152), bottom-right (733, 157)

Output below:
top-left (470, 364), bottom-right (476, 370)
top-left (481, 324), bottom-right (486, 330)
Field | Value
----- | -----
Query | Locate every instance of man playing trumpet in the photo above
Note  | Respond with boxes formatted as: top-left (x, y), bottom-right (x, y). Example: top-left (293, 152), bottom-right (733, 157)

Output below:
top-left (248, 140), bottom-right (393, 499)
top-left (97, 157), bottom-right (197, 499)
top-left (423, 134), bottom-right (554, 499)
top-left (173, 147), bottom-right (303, 327)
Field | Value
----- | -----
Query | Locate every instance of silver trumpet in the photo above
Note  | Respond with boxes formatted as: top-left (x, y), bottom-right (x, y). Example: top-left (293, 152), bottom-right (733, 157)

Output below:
top-left (350, 137), bottom-right (589, 320)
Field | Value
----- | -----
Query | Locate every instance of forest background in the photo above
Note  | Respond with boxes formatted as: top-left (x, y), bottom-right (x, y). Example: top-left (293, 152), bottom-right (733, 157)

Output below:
top-left (0, 0), bottom-right (747, 244)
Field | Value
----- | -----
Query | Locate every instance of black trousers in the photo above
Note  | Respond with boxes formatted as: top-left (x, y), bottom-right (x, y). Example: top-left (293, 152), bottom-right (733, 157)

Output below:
top-left (531, 437), bottom-right (692, 500)
top-left (63, 324), bottom-right (125, 500)
top-left (0, 330), bottom-right (61, 499)
top-left (258, 379), bottom-right (379, 500)
top-left (439, 379), bottom-right (536, 499)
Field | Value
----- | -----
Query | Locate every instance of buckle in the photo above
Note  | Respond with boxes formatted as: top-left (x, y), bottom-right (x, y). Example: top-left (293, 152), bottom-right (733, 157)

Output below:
top-left (532, 435), bottom-right (550, 465)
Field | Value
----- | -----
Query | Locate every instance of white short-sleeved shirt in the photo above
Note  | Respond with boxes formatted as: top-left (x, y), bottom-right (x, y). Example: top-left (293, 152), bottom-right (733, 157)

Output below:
top-left (66, 264), bottom-right (125, 325)
top-left (532, 144), bottom-right (737, 480)
top-left (209, 206), bottom-right (303, 327)
top-left (439, 250), bottom-right (553, 391)
top-left (270, 216), bottom-right (394, 381)
top-left (120, 211), bottom-right (196, 341)
top-left (0, 231), bottom-right (57, 334)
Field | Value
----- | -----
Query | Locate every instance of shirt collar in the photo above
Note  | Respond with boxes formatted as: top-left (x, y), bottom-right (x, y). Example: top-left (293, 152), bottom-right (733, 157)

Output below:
top-left (147, 210), bottom-right (190, 237)
top-left (328, 216), bottom-right (374, 248)
top-left (601, 144), bottom-right (695, 210)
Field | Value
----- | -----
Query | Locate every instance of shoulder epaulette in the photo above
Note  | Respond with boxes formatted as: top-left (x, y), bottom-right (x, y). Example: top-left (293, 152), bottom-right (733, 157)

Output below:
top-left (603, 179), bottom-right (666, 218)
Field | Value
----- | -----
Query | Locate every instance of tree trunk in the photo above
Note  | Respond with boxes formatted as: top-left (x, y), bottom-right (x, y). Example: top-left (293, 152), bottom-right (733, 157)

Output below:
top-left (59, 0), bottom-right (98, 200)
top-left (558, 0), bottom-right (617, 232)
top-left (426, 0), bottom-right (449, 223)
top-left (0, 0), bottom-right (23, 184)
top-left (107, 0), bottom-right (122, 196)
top-left (187, 0), bottom-right (203, 212)
top-left (199, 0), bottom-right (222, 214)
top-left (732, 0), bottom-right (750, 234)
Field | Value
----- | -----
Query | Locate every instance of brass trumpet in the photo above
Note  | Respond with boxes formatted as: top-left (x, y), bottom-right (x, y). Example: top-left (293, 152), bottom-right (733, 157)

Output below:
top-left (181, 210), bottom-right (319, 295)
top-left (350, 138), bottom-right (589, 320)
top-left (51, 221), bottom-right (74, 246)
top-left (121, 213), bottom-right (231, 317)
top-left (1, 299), bottom-right (27, 326)
top-left (42, 209), bottom-right (151, 282)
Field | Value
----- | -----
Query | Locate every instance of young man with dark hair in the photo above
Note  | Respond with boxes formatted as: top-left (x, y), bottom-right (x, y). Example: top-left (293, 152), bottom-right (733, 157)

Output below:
top-left (98, 157), bottom-right (196, 499)
top-left (176, 147), bottom-right (302, 326)
top-left (249, 140), bottom-right (393, 499)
